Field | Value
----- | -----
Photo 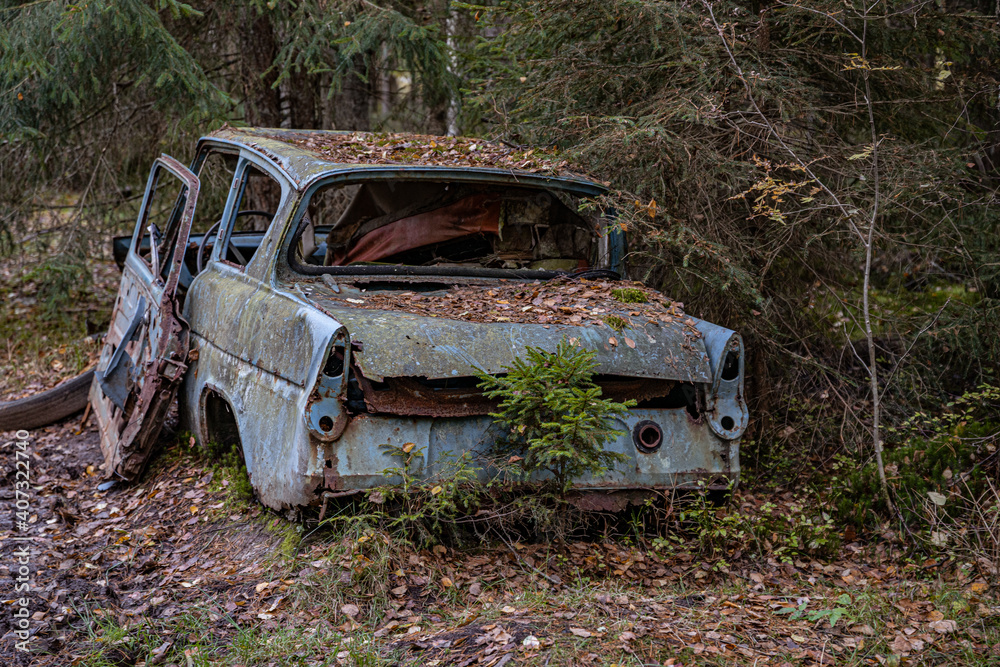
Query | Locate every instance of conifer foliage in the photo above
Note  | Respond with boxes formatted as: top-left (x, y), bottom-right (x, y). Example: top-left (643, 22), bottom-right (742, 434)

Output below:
top-left (465, 0), bottom-right (1000, 451)
top-left (476, 341), bottom-right (634, 493)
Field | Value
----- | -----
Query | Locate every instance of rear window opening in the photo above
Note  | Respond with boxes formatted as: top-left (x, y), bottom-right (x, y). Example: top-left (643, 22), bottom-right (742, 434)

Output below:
top-left (349, 280), bottom-right (462, 293)
top-left (289, 180), bottom-right (615, 279)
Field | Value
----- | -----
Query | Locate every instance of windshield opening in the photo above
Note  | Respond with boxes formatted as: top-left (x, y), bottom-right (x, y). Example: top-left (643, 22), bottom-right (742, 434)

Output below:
top-left (288, 179), bottom-right (617, 279)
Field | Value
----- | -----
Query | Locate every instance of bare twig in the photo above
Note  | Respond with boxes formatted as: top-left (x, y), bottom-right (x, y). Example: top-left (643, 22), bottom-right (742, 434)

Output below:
top-left (858, 0), bottom-right (892, 508)
top-left (700, 0), bottom-right (896, 505)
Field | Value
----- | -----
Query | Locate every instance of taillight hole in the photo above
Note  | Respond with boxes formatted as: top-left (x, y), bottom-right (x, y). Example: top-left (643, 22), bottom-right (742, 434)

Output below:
top-left (633, 420), bottom-right (663, 453)
top-left (319, 416), bottom-right (334, 432)
top-left (323, 350), bottom-right (345, 377)
top-left (720, 350), bottom-right (740, 381)
top-left (720, 416), bottom-right (735, 430)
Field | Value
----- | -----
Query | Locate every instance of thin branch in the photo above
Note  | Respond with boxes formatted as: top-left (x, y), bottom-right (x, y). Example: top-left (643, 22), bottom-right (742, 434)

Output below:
top-left (859, 0), bottom-right (892, 507)
top-left (881, 298), bottom-right (952, 389)
top-left (700, 0), bottom-right (867, 242)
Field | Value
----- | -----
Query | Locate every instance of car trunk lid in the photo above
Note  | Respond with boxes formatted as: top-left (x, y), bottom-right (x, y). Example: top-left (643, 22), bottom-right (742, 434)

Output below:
top-left (292, 279), bottom-right (712, 383)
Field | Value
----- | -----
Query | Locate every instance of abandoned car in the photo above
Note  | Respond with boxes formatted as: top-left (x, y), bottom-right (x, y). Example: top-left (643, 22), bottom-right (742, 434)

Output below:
top-left (90, 127), bottom-right (748, 511)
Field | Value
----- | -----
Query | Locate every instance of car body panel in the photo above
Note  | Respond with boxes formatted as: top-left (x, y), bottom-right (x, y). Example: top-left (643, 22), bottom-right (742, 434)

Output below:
top-left (204, 126), bottom-right (608, 194)
top-left (326, 408), bottom-right (737, 492)
top-left (289, 279), bottom-right (713, 383)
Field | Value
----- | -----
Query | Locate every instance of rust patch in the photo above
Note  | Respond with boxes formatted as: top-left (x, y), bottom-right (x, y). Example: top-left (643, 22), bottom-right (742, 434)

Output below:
top-left (598, 377), bottom-right (674, 404)
top-left (323, 461), bottom-right (341, 490)
top-left (356, 374), bottom-right (494, 417)
top-left (354, 373), bottom-right (673, 418)
top-left (568, 490), bottom-right (654, 513)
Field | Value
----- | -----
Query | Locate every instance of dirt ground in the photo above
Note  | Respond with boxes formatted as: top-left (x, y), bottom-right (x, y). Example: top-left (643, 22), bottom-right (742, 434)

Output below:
top-left (2, 415), bottom-right (999, 667)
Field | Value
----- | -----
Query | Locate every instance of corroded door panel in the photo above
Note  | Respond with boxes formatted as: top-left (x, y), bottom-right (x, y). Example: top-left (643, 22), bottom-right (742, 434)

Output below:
top-left (91, 155), bottom-right (200, 480)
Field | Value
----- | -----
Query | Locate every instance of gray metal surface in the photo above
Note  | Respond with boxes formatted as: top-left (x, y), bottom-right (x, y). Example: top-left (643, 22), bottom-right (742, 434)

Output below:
top-left (297, 281), bottom-right (713, 384)
top-left (324, 407), bottom-right (738, 492)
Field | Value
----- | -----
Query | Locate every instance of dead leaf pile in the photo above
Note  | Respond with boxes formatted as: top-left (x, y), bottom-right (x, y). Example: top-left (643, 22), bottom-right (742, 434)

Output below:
top-left (0, 421), bottom-right (293, 666)
top-left (322, 278), bottom-right (696, 333)
top-left (257, 130), bottom-right (588, 178)
top-left (2, 417), bottom-right (999, 666)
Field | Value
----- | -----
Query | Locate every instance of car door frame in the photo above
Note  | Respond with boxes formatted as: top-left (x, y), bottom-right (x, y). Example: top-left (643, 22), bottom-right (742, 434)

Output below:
top-left (90, 154), bottom-right (201, 481)
top-left (207, 150), bottom-right (292, 276)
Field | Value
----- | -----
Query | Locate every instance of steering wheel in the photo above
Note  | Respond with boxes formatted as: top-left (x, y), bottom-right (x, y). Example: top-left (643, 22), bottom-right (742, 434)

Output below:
top-left (196, 210), bottom-right (271, 273)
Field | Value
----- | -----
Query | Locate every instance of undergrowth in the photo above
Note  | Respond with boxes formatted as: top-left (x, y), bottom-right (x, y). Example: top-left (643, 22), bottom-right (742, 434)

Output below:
top-left (830, 384), bottom-right (1000, 582)
top-left (653, 485), bottom-right (841, 566)
top-left (834, 385), bottom-right (999, 524)
top-left (201, 438), bottom-right (255, 508)
top-left (0, 252), bottom-right (109, 399)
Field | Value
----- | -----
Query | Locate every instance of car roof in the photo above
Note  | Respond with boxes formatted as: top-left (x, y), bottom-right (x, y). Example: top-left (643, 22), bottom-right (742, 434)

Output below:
top-left (201, 126), bottom-right (609, 195)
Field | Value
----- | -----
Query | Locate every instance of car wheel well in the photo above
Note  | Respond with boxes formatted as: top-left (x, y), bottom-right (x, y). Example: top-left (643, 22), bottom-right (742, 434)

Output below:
top-left (201, 389), bottom-right (242, 454)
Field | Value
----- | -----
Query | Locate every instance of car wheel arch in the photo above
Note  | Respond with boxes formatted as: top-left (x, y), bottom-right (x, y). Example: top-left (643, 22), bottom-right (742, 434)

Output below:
top-left (199, 386), bottom-right (248, 471)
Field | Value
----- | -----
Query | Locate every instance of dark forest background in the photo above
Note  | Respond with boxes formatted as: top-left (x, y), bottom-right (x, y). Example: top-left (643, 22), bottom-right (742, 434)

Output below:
top-left (2, 0), bottom-right (999, 540)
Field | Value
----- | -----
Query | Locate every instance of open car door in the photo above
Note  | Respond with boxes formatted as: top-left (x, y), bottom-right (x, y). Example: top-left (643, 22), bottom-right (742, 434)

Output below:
top-left (90, 155), bottom-right (200, 481)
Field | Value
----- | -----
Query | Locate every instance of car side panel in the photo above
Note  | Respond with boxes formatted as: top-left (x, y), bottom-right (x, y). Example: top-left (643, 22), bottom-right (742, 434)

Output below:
top-left (181, 268), bottom-right (341, 508)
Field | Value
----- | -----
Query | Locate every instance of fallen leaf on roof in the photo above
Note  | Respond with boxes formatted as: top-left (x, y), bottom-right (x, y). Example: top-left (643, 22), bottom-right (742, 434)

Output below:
top-left (259, 130), bottom-right (590, 178)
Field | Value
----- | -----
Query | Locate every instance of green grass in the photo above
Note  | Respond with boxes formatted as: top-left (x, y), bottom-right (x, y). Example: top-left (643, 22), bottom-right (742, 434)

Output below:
top-left (602, 314), bottom-right (629, 331)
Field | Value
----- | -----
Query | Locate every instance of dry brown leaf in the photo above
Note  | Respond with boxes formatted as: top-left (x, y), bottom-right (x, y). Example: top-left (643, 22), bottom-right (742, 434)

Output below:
top-left (891, 635), bottom-right (912, 653)
top-left (929, 619), bottom-right (957, 634)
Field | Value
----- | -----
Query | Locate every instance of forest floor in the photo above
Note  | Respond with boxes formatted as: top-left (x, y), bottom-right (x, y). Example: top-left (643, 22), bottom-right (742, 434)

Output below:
top-left (1, 415), bottom-right (999, 667)
top-left (2, 253), bottom-right (999, 666)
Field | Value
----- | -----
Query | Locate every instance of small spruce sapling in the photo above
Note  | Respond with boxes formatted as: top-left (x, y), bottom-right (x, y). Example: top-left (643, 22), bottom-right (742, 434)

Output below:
top-left (476, 340), bottom-right (635, 493)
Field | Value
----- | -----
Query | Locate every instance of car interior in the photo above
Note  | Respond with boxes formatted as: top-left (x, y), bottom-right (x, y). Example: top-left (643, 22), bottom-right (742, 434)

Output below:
top-left (291, 181), bottom-right (603, 272)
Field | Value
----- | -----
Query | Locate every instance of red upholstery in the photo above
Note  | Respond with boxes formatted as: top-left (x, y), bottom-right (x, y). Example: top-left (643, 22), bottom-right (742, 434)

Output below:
top-left (330, 193), bottom-right (501, 265)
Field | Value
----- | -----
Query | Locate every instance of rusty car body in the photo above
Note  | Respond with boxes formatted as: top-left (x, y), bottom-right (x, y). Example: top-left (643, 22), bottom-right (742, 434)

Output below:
top-left (90, 127), bottom-right (748, 511)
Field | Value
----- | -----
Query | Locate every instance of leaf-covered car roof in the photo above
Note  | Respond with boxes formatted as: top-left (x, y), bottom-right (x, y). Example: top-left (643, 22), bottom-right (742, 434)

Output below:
top-left (204, 126), bottom-right (608, 193)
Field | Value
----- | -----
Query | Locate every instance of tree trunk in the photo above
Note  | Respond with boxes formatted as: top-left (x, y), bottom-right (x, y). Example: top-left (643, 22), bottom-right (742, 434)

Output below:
top-left (236, 7), bottom-right (282, 215)
top-left (332, 55), bottom-right (371, 131)
top-left (237, 6), bottom-right (282, 128)
top-left (289, 66), bottom-right (320, 129)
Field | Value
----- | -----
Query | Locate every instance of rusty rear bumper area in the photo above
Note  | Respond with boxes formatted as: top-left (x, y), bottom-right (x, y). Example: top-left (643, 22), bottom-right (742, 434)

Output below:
top-left (318, 406), bottom-right (739, 494)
